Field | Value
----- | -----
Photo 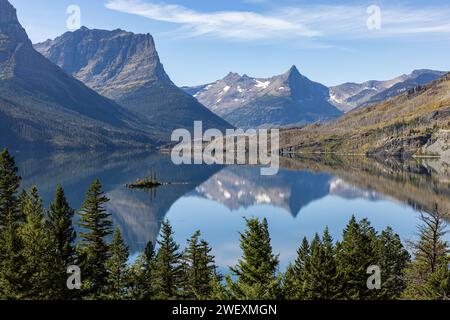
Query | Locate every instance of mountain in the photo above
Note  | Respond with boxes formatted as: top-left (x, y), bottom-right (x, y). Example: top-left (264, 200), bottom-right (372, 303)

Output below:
top-left (192, 166), bottom-right (333, 217)
top-left (280, 73), bottom-right (450, 157)
top-left (0, 0), bottom-right (161, 150)
top-left (35, 27), bottom-right (232, 134)
top-left (182, 66), bottom-right (342, 129)
top-left (330, 69), bottom-right (447, 112)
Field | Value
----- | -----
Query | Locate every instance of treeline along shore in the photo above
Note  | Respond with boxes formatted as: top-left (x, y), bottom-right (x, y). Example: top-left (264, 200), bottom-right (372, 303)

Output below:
top-left (0, 148), bottom-right (449, 300)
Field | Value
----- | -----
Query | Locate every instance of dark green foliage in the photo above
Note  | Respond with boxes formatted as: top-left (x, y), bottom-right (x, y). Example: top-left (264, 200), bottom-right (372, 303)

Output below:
top-left (104, 228), bottom-right (130, 300)
top-left (0, 149), bottom-right (23, 299)
top-left (320, 227), bottom-right (338, 299)
top-left (335, 216), bottom-right (378, 300)
top-left (285, 228), bottom-right (338, 300)
top-left (284, 237), bottom-right (310, 299)
top-left (77, 179), bottom-right (113, 299)
top-left (19, 186), bottom-right (54, 299)
top-left (0, 148), bottom-right (21, 228)
top-left (0, 156), bottom-right (447, 301)
top-left (181, 231), bottom-right (217, 299)
top-left (305, 229), bottom-right (338, 299)
top-left (129, 241), bottom-right (155, 300)
top-left (229, 218), bottom-right (281, 300)
top-left (403, 208), bottom-right (450, 300)
top-left (374, 227), bottom-right (410, 299)
top-left (46, 185), bottom-right (77, 299)
top-left (210, 275), bottom-right (233, 300)
top-left (152, 220), bottom-right (183, 299)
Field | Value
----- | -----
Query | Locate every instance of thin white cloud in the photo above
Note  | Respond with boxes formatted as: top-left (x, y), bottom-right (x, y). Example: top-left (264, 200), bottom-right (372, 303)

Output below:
top-left (105, 0), bottom-right (320, 40)
top-left (105, 0), bottom-right (450, 42)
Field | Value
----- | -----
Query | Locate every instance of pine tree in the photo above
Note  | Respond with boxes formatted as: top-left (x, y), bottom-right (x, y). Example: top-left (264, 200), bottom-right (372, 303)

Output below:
top-left (17, 189), bottom-right (27, 223)
top-left (335, 216), bottom-right (378, 300)
top-left (210, 275), bottom-right (233, 300)
top-left (301, 228), bottom-right (338, 300)
top-left (375, 227), bottom-right (410, 299)
top-left (284, 237), bottom-right (310, 299)
top-left (182, 231), bottom-right (217, 299)
top-left (295, 230), bottom-right (338, 300)
top-left (303, 233), bottom-right (324, 299)
top-left (153, 220), bottom-right (183, 299)
top-left (77, 179), bottom-right (113, 299)
top-left (229, 218), bottom-right (281, 300)
top-left (0, 148), bottom-right (21, 228)
top-left (403, 208), bottom-right (450, 300)
top-left (320, 227), bottom-right (338, 299)
top-left (104, 228), bottom-right (130, 300)
top-left (0, 149), bottom-right (23, 299)
top-left (19, 186), bottom-right (54, 299)
top-left (129, 241), bottom-right (155, 299)
top-left (46, 185), bottom-right (77, 299)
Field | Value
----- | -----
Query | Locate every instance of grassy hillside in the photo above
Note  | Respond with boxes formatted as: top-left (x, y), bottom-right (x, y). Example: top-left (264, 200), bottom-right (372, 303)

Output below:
top-left (280, 74), bottom-right (450, 156)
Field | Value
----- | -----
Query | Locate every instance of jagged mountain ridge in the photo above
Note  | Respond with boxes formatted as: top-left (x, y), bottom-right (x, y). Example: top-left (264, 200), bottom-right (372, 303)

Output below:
top-left (0, 0), bottom-right (161, 150)
top-left (34, 27), bottom-right (171, 100)
top-left (35, 27), bottom-right (232, 134)
top-left (182, 66), bottom-right (342, 129)
top-left (330, 69), bottom-right (447, 112)
top-left (280, 73), bottom-right (450, 157)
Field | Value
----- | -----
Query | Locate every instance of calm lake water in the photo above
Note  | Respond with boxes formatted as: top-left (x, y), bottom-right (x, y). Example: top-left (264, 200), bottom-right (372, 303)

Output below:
top-left (12, 150), bottom-right (450, 274)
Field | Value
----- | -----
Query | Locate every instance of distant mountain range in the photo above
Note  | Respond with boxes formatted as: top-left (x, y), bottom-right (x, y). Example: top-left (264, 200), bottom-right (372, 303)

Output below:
top-left (182, 66), bottom-right (342, 129)
top-left (182, 67), bottom-right (446, 129)
top-left (35, 27), bottom-right (231, 136)
top-left (329, 69), bottom-right (447, 112)
top-left (1, 0), bottom-right (448, 154)
top-left (0, 0), bottom-right (160, 150)
top-left (280, 73), bottom-right (450, 157)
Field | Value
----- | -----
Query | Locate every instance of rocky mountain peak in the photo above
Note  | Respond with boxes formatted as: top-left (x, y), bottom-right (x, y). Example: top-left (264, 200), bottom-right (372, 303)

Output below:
top-left (0, 0), bottom-right (33, 76)
top-left (34, 27), bottom-right (172, 99)
top-left (286, 65), bottom-right (301, 76)
top-left (0, 0), bottom-right (18, 24)
top-left (0, 0), bottom-right (30, 42)
top-left (34, 26), bottom-right (232, 133)
top-left (223, 72), bottom-right (242, 83)
top-left (183, 66), bottom-right (341, 128)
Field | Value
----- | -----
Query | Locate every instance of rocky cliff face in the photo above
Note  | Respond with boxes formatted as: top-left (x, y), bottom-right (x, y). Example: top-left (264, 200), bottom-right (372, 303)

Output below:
top-left (423, 129), bottom-right (450, 159)
top-left (0, 0), bottom-right (32, 77)
top-left (0, 0), bottom-right (159, 150)
top-left (183, 66), bottom-right (342, 129)
top-left (35, 27), bottom-right (171, 99)
top-left (35, 28), bottom-right (232, 133)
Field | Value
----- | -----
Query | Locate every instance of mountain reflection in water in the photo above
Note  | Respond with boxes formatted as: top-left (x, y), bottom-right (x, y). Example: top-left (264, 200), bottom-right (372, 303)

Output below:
top-left (13, 150), bottom-right (450, 269)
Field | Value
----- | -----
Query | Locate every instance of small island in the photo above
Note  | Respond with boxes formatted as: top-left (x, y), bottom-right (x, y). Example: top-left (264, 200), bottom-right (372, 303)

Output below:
top-left (126, 172), bottom-right (165, 189)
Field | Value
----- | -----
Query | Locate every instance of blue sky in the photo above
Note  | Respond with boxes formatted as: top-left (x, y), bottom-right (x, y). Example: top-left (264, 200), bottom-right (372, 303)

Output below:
top-left (9, 0), bottom-right (450, 86)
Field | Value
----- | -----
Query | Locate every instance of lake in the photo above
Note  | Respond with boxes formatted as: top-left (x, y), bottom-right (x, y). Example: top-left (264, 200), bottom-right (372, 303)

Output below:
top-left (13, 150), bottom-right (450, 274)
